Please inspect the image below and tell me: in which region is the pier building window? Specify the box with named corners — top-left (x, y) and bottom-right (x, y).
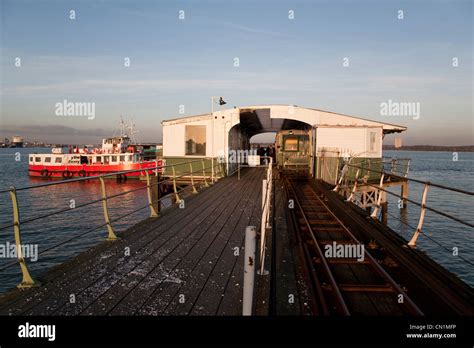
top-left (185, 125), bottom-right (206, 156)
top-left (369, 131), bottom-right (376, 152)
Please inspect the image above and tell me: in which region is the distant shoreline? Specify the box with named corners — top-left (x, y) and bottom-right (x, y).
top-left (383, 145), bottom-right (474, 152)
top-left (1, 145), bottom-right (473, 153)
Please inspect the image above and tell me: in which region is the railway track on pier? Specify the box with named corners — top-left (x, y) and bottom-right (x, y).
top-left (284, 177), bottom-right (423, 316)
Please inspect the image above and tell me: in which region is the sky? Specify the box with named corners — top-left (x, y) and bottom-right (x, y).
top-left (0, 0), bottom-right (472, 145)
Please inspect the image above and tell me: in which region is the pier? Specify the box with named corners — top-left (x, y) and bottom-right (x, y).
top-left (0, 159), bottom-right (472, 316)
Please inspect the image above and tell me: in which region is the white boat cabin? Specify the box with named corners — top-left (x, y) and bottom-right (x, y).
top-left (29, 152), bottom-right (141, 166)
top-left (101, 136), bottom-right (133, 154)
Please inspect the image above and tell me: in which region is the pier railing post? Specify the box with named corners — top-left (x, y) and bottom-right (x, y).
top-left (408, 183), bottom-right (430, 247)
top-left (401, 180), bottom-right (409, 209)
top-left (211, 158), bottom-right (215, 183)
top-left (215, 158), bottom-right (221, 180)
top-left (346, 169), bottom-right (359, 202)
top-left (370, 173), bottom-right (385, 218)
top-left (154, 172), bottom-right (161, 215)
top-left (171, 165), bottom-right (181, 203)
top-left (9, 186), bottom-right (39, 288)
top-left (202, 159), bottom-right (209, 187)
top-left (243, 226), bottom-right (256, 316)
top-left (145, 171), bottom-right (158, 217)
top-left (189, 162), bottom-right (198, 194)
top-left (99, 177), bottom-right (118, 241)
top-left (333, 164), bottom-right (348, 192)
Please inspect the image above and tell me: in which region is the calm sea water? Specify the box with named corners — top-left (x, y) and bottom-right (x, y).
top-left (383, 150), bottom-right (473, 287)
top-left (0, 147), bottom-right (151, 292)
top-left (0, 148), bottom-right (472, 293)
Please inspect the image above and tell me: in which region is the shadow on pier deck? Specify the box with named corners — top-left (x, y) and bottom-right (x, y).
top-left (0, 168), bottom-right (264, 316)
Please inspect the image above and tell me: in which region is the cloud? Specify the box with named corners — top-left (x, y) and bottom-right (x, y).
top-left (1, 76), bottom-right (312, 96)
top-left (0, 125), bottom-right (109, 137)
top-left (222, 22), bottom-right (293, 39)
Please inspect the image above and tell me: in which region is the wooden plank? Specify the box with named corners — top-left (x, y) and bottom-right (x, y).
top-left (216, 175), bottom-right (263, 315)
top-left (273, 179), bottom-right (302, 315)
top-left (84, 185), bottom-right (244, 315)
top-left (67, 169), bottom-right (258, 316)
top-left (111, 169), bottom-right (262, 315)
top-left (170, 175), bottom-right (261, 315)
top-left (343, 292), bottom-right (379, 315)
top-left (189, 171), bottom-right (263, 315)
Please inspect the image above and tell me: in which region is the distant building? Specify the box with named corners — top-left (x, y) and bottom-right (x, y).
top-left (11, 135), bottom-right (24, 148)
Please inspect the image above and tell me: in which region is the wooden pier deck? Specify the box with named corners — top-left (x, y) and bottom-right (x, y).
top-left (0, 168), bottom-right (265, 316)
top-left (0, 167), bottom-right (472, 317)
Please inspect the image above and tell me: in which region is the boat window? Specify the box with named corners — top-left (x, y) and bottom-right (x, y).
top-left (128, 155), bottom-right (133, 161)
top-left (95, 156), bottom-right (101, 163)
top-left (120, 155), bottom-right (125, 162)
top-left (283, 137), bottom-right (299, 151)
top-left (35, 157), bottom-right (41, 162)
top-left (103, 156), bottom-right (110, 164)
top-left (44, 157), bottom-right (51, 163)
top-left (185, 125), bottom-right (206, 156)
top-left (55, 157), bottom-right (62, 163)
top-left (29, 157), bottom-right (33, 162)
top-left (111, 156), bottom-right (117, 162)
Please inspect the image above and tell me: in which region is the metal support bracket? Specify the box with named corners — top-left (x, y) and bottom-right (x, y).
top-left (9, 186), bottom-right (39, 288)
top-left (408, 183), bottom-right (430, 247)
top-left (99, 177), bottom-right (118, 241)
top-left (145, 171), bottom-right (158, 217)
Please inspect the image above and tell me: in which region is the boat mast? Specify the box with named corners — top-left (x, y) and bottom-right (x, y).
top-left (127, 118), bottom-right (139, 145)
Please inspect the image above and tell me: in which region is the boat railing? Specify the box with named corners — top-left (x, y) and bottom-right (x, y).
top-left (0, 158), bottom-right (222, 289)
top-left (335, 162), bottom-right (473, 268)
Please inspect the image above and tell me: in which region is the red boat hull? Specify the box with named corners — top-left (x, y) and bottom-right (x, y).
top-left (28, 161), bottom-right (162, 179)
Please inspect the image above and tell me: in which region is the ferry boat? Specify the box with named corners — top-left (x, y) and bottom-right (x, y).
top-left (28, 129), bottom-right (161, 179)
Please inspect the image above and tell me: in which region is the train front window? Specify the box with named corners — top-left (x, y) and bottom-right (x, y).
top-left (283, 137), bottom-right (299, 151)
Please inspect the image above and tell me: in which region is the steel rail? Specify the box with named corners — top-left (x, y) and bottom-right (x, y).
top-left (285, 178), bottom-right (350, 315)
top-left (286, 178), bottom-right (424, 315)
top-left (302, 182), bottom-right (424, 315)
top-left (283, 179), bottom-right (330, 315)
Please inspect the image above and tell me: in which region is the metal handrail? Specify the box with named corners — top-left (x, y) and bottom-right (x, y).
top-left (0, 158), bottom-right (222, 288)
top-left (339, 162), bottom-right (473, 248)
top-left (259, 157), bottom-right (273, 274)
top-left (344, 163), bottom-right (473, 195)
top-left (0, 162), bottom-right (218, 231)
